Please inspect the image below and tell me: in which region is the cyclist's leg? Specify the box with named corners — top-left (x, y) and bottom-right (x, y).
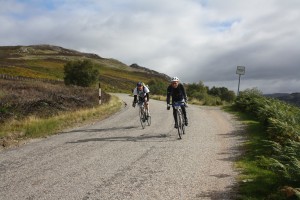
top-left (145, 100), bottom-right (150, 117)
top-left (181, 105), bottom-right (188, 126)
top-left (141, 97), bottom-right (149, 117)
top-left (138, 97), bottom-right (144, 113)
top-left (146, 104), bottom-right (150, 117)
top-left (172, 107), bottom-right (178, 128)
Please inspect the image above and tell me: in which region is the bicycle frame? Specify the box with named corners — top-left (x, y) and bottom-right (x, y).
top-left (173, 101), bottom-right (186, 139)
top-left (138, 101), bottom-right (151, 129)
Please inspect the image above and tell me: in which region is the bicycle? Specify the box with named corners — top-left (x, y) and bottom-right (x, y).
top-left (137, 101), bottom-right (151, 129)
top-left (173, 101), bottom-right (186, 139)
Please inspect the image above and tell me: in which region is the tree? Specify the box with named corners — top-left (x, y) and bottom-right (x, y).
top-left (186, 81), bottom-right (208, 100)
top-left (64, 60), bottom-right (99, 87)
top-left (147, 79), bottom-right (168, 95)
top-left (208, 86), bottom-right (236, 102)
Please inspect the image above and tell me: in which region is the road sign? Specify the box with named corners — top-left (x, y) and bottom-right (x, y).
top-left (236, 66), bottom-right (246, 96)
top-left (236, 66), bottom-right (245, 75)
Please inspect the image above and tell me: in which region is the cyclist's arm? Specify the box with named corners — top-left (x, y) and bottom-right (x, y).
top-left (133, 87), bottom-right (138, 103)
top-left (133, 95), bottom-right (138, 103)
top-left (146, 93), bottom-right (149, 102)
top-left (166, 85), bottom-right (172, 105)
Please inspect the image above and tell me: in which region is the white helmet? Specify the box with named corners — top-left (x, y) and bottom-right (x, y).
top-left (171, 76), bottom-right (179, 82)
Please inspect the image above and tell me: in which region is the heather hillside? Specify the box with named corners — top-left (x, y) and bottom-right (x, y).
top-left (0, 44), bottom-right (170, 92)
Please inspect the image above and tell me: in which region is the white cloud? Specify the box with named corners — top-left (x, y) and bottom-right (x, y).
top-left (1, 0), bottom-right (300, 93)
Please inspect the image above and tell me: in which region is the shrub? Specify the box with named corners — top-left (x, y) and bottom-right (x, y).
top-left (64, 59), bottom-right (99, 87)
top-left (208, 86), bottom-right (236, 102)
top-left (147, 79), bottom-right (168, 95)
top-left (234, 88), bottom-right (300, 193)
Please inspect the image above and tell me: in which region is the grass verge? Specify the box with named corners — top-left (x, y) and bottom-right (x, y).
top-left (223, 105), bottom-right (285, 200)
top-left (151, 95), bottom-right (166, 101)
top-left (0, 95), bottom-right (122, 148)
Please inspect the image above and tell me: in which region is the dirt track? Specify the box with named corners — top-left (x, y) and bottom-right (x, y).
top-left (0, 93), bottom-right (243, 200)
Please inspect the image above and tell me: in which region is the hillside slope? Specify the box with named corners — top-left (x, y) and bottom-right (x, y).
top-left (265, 93), bottom-right (300, 107)
top-left (0, 44), bottom-right (170, 92)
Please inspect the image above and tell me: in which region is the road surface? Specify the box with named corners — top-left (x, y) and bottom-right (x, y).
top-left (0, 93), bottom-right (243, 200)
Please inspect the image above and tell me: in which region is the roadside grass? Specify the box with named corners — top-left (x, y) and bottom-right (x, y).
top-left (188, 98), bottom-right (204, 105)
top-left (0, 95), bottom-right (122, 146)
top-left (223, 106), bottom-right (284, 200)
top-left (151, 95), bottom-right (166, 101)
top-left (0, 89), bottom-right (4, 98)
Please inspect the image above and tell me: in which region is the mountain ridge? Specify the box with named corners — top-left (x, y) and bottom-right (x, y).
top-left (0, 44), bottom-right (170, 92)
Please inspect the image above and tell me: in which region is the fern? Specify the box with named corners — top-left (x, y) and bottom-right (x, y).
top-left (235, 90), bottom-right (300, 190)
top-left (267, 118), bottom-right (299, 142)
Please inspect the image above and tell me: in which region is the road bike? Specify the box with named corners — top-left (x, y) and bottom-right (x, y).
top-left (138, 101), bottom-right (151, 129)
top-left (173, 101), bottom-right (186, 139)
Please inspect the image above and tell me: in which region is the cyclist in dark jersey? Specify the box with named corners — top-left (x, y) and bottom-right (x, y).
top-left (166, 77), bottom-right (188, 128)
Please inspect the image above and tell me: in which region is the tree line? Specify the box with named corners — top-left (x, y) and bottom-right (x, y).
top-left (147, 80), bottom-right (236, 105)
top-left (63, 60), bottom-right (236, 105)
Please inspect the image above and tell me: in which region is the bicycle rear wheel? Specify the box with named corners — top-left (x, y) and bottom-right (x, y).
top-left (146, 115), bottom-right (151, 126)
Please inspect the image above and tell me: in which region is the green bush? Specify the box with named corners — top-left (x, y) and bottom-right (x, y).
top-left (202, 94), bottom-right (222, 106)
top-left (234, 88), bottom-right (300, 195)
top-left (208, 86), bottom-right (236, 102)
top-left (186, 81), bottom-right (208, 99)
top-left (64, 59), bottom-right (99, 87)
top-left (147, 79), bottom-right (168, 95)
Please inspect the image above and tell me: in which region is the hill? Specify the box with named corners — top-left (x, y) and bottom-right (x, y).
top-left (264, 93), bottom-right (300, 107)
top-left (0, 44), bottom-right (170, 92)
top-left (0, 45), bottom-right (171, 147)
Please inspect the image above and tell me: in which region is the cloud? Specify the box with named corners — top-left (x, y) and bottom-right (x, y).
top-left (1, 0), bottom-right (300, 93)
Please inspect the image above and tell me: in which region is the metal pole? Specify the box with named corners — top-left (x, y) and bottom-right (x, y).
top-left (99, 82), bottom-right (102, 105)
top-left (237, 74), bottom-right (241, 96)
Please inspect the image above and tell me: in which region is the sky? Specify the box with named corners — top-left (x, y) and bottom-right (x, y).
top-left (1, 0), bottom-right (300, 94)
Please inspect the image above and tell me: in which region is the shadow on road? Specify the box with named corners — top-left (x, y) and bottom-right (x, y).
top-left (64, 125), bottom-right (179, 143)
top-left (209, 127), bottom-right (245, 200)
top-left (67, 133), bottom-right (171, 143)
top-left (217, 128), bottom-right (245, 163)
top-left (62, 126), bottom-right (139, 134)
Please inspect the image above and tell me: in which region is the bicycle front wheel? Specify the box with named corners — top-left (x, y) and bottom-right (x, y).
top-left (177, 110), bottom-right (183, 139)
top-left (182, 120), bottom-right (185, 135)
top-left (139, 108), bottom-right (146, 129)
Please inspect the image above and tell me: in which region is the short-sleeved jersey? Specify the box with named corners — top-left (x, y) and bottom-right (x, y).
top-left (133, 86), bottom-right (150, 98)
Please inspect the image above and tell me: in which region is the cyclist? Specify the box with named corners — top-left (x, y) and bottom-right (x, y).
top-left (132, 82), bottom-right (150, 117)
top-left (167, 77), bottom-right (188, 128)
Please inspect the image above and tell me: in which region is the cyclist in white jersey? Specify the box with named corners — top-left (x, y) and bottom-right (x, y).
top-left (132, 82), bottom-right (150, 117)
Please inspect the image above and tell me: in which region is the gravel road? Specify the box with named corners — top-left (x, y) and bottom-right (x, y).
top-left (0, 93), bottom-right (243, 200)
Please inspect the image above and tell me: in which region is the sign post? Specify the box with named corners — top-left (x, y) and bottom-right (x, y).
top-left (99, 82), bottom-right (102, 105)
top-left (236, 66), bottom-right (245, 96)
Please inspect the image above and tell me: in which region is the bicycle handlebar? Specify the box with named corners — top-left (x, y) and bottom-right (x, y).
top-left (173, 101), bottom-right (186, 107)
